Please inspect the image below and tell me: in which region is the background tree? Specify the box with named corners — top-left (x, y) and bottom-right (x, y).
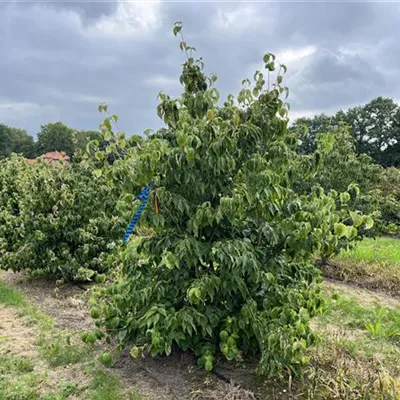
top-left (0, 123), bottom-right (36, 158)
top-left (0, 123), bottom-right (12, 157)
top-left (36, 122), bottom-right (75, 156)
top-left (9, 127), bottom-right (36, 158)
top-left (73, 130), bottom-right (101, 153)
top-left (341, 97), bottom-right (400, 166)
top-left (291, 114), bottom-right (337, 154)
top-left (293, 97), bottom-right (400, 167)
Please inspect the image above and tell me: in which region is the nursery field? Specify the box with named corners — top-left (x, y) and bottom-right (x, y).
top-left (2, 22), bottom-right (400, 400)
top-left (1, 237), bottom-right (400, 400)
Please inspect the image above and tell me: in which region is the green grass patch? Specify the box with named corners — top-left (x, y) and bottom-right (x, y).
top-left (314, 291), bottom-right (400, 374)
top-left (85, 368), bottom-right (121, 400)
top-left (322, 292), bottom-right (400, 341)
top-left (85, 367), bottom-right (146, 400)
top-left (0, 280), bottom-right (25, 306)
top-left (0, 280), bottom-right (53, 330)
top-left (0, 355), bottom-right (34, 375)
top-left (0, 354), bottom-right (69, 400)
top-left (337, 237), bottom-right (400, 266)
top-left (37, 333), bottom-right (91, 367)
top-left (325, 236), bottom-right (400, 292)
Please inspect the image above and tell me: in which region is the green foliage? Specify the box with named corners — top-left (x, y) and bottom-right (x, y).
top-left (0, 123), bottom-right (36, 158)
top-left (292, 123), bottom-right (385, 240)
top-left (378, 167), bottom-right (400, 233)
top-left (38, 333), bottom-right (91, 367)
top-left (90, 24), bottom-right (370, 378)
top-left (292, 114), bottom-right (335, 154)
top-left (292, 97), bottom-right (400, 167)
top-left (72, 129), bottom-right (102, 156)
top-left (36, 121), bottom-right (76, 156)
top-left (0, 154), bottom-right (125, 281)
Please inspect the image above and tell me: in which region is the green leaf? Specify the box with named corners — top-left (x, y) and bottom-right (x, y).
top-left (334, 223), bottom-right (347, 237)
top-left (364, 216), bottom-right (374, 230)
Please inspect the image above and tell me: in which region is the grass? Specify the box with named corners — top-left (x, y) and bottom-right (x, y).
top-left (322, 292), bottom-right (400, 338)
top-left (304, 289), bottom-right (400, 399)
top-left (0, 280), bottom-right (53, 330)
top-left (337, 237), bottom-right (400, 266)
top-left (324, 236), bottom-right (400, 293)
top-left (0, 355), bottom-right (35, 374)
top-left (37, 332), bottom-right (92, 367)
top-left (85, 368), bottom-right (122, 400)
top-left (0, 279), bottom-right (145, 400)
top-left (0, 354), bottom-right (69, 400)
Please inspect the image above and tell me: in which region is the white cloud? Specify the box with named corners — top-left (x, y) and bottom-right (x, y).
top-left (144, 75), bottom-right (180, 88)
top-left (35, 88), bottom-right (115, 105)
top-left (0, 101), bottom-right (58, 121)
top-left (213, 5), bottom-right (270, 33)
top-left (88, 2), bottom-right (162, 37)
top-left (275, 46), bottom-right (317, 65)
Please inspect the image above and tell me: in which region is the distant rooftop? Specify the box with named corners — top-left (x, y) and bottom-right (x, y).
top-left (27, 151), bottom-right (71, 165)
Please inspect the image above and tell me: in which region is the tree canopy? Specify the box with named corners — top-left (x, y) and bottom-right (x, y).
top-left (36, 122), bottom-right (76, 156)
top-left (292, 97), bottom-right (400, 167)
top-left (0, 123), bottom-right (36, 158)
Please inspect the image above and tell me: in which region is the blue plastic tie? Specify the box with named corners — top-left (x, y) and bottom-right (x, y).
top-left (123, 182), bottom-right (153, 244)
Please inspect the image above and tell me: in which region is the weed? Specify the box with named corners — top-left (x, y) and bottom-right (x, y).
top-left (0, 355), bottom-right (34, 374)
top-left (37, 333), bottom-right (91, 367)
top-left (0, 281), bottom-right (53, 331)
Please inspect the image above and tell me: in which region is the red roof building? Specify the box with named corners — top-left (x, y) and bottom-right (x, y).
top-left (27, 151), bottom-right (71, 165)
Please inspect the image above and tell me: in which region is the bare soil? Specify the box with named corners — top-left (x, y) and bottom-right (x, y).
top-left (1, 270), bottom-right (93, 332)
top-left (0, 303), bottom-right (90, 399)
top-left (0, 270), bottom-right (262, 400)
top-left (323, 278), bottom-right (400, 309)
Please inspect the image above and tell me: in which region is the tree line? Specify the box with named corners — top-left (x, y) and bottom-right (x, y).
top-left (2, 96), bottom-right (399, 167)
top-left (292, 96), bottom-right (400, 167)
top-left (0, 121), bottom-right (100, 159)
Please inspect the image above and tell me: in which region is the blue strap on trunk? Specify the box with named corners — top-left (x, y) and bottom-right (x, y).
top-left (123, 182), bottom-right (153, 244)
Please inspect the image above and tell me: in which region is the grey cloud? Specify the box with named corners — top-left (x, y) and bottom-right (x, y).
top-left (1, 1), bottom-right (400, 136)
top-left (287, 49), bottom-right (388, 111)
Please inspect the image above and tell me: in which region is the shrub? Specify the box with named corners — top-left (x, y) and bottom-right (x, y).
top-left (90, 24), bottom-right (373, 377)
top-left (0, 154), bottom-right (125, 281)
top-left (379, 167), bottom-right (400, 234)
top-left (292, 123), bottom-right (382, 240)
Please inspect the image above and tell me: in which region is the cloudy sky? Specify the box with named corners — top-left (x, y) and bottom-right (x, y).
top-left (1, 1), bottom-right (400, 137)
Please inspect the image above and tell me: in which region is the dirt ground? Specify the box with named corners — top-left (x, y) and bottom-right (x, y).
top-left (0, 303), bottom-right (91, 399)
top-left (5, 270), bottom-right (397, 399)
top-left (323, 278), bottom-right (400, 309)
top-left (0, 270), bottom-right (264, 400)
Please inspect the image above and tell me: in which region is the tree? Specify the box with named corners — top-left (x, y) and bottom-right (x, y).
top-left (9, 127), bottom-right (36, 158)
top-left (0, 154), bottom-right (126, 281)
top-left (73, 130), bottom-right (101, 154)
top-left (0, 123), bottom-right (36, 158)
top-left (88, 24), bottom-right (371, 378)
top-left (341, 97), bottom-right (400, 166)
top-left (294, 97), bottom-right (400, 167)
top-left (0, 124), bottom-right (12, 157)
top-left (379, 167), bottom-right (400, 233)
top-left (291, 114), bottom-right (337, 154)
top-left (36, 122), bottom-right (75, 156)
